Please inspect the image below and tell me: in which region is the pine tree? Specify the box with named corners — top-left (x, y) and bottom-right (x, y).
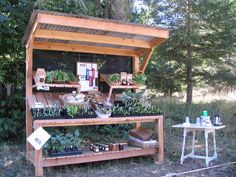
top-left (142, 0), bottom-right (236, 102)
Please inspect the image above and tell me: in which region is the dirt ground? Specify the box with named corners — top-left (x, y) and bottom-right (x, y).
top-left (1, 124), bottom-right (235, 177)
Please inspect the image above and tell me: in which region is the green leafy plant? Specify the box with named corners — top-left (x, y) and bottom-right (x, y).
top-left (112, 104), bottom-right (130, 116)
top-left (31, 106), bottom-right (62, 118)
top-left (97, 105), bottom-right (111, 114)
top-left (112, 99), bottom-right (161, 116)
top-left (43, 129), bottom-right (81, 155)
top-left (65, 105), bottom-right (95, 118)
top-left (67, 72), bottom-right (77, 82)
top-left (108, 73), bottom-right (120, 84)
top-left (65, 105), bottom-right (80, 118)
top-left (122, 90), bottom-right (145, 104)
top-left (0, 93), bottom-right (25, 140)
top-left (46, 70), bottom-right (70, 83)
top-left (133, 73), bottom-right (147, 85)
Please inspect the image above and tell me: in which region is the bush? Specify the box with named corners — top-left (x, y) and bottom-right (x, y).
top-left (0, 93), bottom-right (25, 140)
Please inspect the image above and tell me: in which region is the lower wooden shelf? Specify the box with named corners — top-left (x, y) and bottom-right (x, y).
top-left (43, 146), bottom-right (156, 167)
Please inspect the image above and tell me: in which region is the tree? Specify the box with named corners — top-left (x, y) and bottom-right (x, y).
top-left (140, 0), bottom-right (236, 102)
top-left (0, 0), bottom-right (33, 96)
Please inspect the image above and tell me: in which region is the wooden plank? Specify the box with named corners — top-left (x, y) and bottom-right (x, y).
top-left (139, 48), bottom-right (154, 73)
top-left (33, 42), bottom-right (139, 57)
top-left (34, 123), bottom-right (43, 177)
top-left (100, 74), bottom-right (145, 89)
top-left (35, 92), bottom-right (48, 107)
top-left (25, 15), bottom-right (39, 47)
top-left (132, 56), bottom-right (140, 73)
top-left (33, 116), bottom-right (162, 127)
top-left (43, 92), bottom-right (55, 106)
top-left (156, 116), bottom-right (164, 163)
top-left (150, 38), bottom-right (167, 48)
top-left (26, 42), bottom-right (33, 96)
top-left (26, 103), bottom-right (33, 160)
top-left (52, 92), bottom-right (63, 107)
top-left (38, 13), bottom-right (169, 38)
top-left (27, 95), bottom-right (37, 108)
top-left (33, 73), bottom-right (81, 89)
top-left (43, 147), bottom-right (155, 167)
top-left (25, 41), bottom-right (33, 161)
top-left (35, 29), bottom-right (152, 48)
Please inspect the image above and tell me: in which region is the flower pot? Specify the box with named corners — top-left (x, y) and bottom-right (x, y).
top-left (53, 80), bottom-right (66, 84)
top-left (95, 111), bottom-right (111, 118)
top-left (47, 147), bottom-right (82, 157)
top-left (67, 81), bottom-right (80, 85)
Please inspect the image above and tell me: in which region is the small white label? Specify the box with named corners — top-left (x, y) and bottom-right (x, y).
top-left (37, 85), bottom-right (50, 91)
top-left (27, 127), bottom-right (51, 150)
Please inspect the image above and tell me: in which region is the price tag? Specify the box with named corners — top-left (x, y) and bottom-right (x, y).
top-left (27, 127), bottom-right (51, 150)
top-left (37, 85), bottom-right (50, 91)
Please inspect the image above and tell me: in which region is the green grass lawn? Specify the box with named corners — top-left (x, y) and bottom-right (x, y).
top-left (0, 100), bottom-right (236, 177)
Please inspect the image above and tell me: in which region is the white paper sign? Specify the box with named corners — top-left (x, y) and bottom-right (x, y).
top-left (27, 127), bottom-right (51, 150)
top-left (77, 62), bottom-right (98, 91)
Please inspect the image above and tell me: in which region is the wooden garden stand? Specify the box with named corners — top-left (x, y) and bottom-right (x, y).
top-left (22, 10), bottom-right (169, 176)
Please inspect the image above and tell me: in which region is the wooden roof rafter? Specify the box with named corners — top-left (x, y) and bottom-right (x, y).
top-left (23, 10), bottom-right (169, 72)
top-left (33, 42), bottom-right (140, 57)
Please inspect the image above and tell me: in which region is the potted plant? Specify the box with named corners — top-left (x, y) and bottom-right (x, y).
top-left (44, 130), bottom-right (82, 157)
top-left (95, 105), bottom-right (112, 118)
top-left (64, 105), bottom-right (97, 119)
top-left (65, 105), bottom-right (80, 118)
top-left (46, 70), bottom-right (70, 83)
top-left (67, 72), bottom-right (79, 85)
top-left (133, 73), bottom-right (147, 85)
top-left (31, 106), bottom-right (62, 120)
top-left (108, 73), bottom-right (120, 85)
top-left (111, 104), bottom-right (130, 117)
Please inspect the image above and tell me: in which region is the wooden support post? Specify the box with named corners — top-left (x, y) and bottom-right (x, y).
top-left (136, 122), bottom-right (141, 128)
top-left (155, 116), bottom-right (164, 163)
top-left (139, 48), bottom-right (154, 73)
top-left (132, 56), bottom-right (140, 94)
top-left (132, 56), bottom-right (140, 73)
top-left (26, 42), bottom-right (33, 161)
top-left (107, 88), bottom-right (113, 102)
top-left (26, 103), bottom-right (33, 160)
top-left (34, 123), bottom-right (43, 177)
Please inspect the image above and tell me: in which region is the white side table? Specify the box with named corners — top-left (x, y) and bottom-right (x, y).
top-left (172, 124), bottom-right (225, 166)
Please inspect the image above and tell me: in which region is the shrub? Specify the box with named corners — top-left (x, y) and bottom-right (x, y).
top-left (0, 93), bottom-right (25, 140)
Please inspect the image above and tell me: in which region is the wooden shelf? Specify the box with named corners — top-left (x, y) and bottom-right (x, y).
top-left (32, 73), bottom-right (81, 90)
top-left (100, 74), bottom-right (146, 102)
top-left (100, 74), bottom-right (146, 89)
top-left (43, 146), bottom-right (156, 167)
top-left (33, 116), bottom-right (163, 127)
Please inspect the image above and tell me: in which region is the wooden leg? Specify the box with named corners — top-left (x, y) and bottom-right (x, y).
top-left (155, 116), bottom-right (164, 163)
top-left (34, 123), bottom-right (43, 176)
top-left (26, 102), bottom-right (33, 161)
top-left (107, 88), bottom-right (113, 102)
top-left (136, 122), bottom-right (141, 128)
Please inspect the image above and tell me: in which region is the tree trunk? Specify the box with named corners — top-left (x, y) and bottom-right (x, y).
top-left (186, 0), bottom-right (193, 104)
top-left (109, 0), bottom-right (129, 21)
top-left (5, 83), bottom-right (13, 96)
top-left (186, 65), bottom-right (192, 103)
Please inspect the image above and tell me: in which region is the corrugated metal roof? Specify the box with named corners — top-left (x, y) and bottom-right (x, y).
top-left (22, 10), bottom-right (169, 57)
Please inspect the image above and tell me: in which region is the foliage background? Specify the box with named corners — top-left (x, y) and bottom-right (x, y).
top-left (0, 0), bottom-right (235, 141)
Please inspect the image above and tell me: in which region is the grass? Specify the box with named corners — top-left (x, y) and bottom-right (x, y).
top-left (0, 99), bottom-right (236, 177)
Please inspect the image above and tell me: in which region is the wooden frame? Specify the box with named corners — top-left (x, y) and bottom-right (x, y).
top-left (33, 116), bottom-right (164, 176)
top-left (23, 10), bottom-right (168, 177)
